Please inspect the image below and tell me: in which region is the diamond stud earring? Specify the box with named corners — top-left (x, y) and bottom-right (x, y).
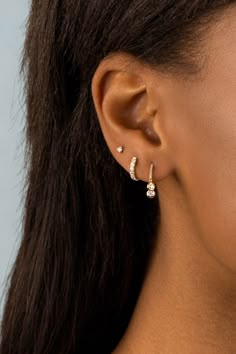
top-left (130, 156), bottom-right (139, 181)
top-left (146, 163), bottom-right (156, 198)
top-left (116, 146), bottom-right (124, 153)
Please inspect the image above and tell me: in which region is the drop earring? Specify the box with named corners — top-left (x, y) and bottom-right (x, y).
top-left (146, 163), bottom-right (156, 198)
top-left (130, 156), bottom-right (139, 181)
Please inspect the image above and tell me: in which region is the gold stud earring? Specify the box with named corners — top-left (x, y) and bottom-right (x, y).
top-left (116, 146), bottom-right (124, 153)
top-left (130, 156), bottom-right (139, 181)
top-left (146, 163), bottom-right (156, 198)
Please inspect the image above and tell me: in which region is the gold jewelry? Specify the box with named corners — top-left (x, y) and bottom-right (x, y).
top-left (146, 163), bottom-right (156, 198)
top-left (130, 157), bottom-right (139, 181)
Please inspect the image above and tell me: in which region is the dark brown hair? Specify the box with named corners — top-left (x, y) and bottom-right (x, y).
top-left (0, 1), bottom-right (234, 353)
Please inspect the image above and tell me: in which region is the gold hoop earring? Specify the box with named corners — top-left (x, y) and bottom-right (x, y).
top-left (130, 157), bottom-right (139, 181)
top-left (146, 163), bottom-right (156, 198)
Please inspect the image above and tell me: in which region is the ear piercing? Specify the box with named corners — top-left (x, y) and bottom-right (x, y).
top-left (116, 146), bottom-right (124, 153)
top-left (130, 157), bottom-right (139, 181)
top-left (146, 163), bottom-right (156, 199)
top-left (116, 146), bottom-right (139, 181)
top-left (116, 145), bottom-right (157, 199)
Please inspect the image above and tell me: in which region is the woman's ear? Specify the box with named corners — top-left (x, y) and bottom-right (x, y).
top-left (91, 52), bottom-right (175, 183)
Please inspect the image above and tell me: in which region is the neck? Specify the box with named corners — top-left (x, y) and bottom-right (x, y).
top-left (113, 180), bottom-right (236, 354)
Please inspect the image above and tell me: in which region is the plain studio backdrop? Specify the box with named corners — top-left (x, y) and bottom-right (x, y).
top-left (0, 1), bottom-right (29, 319)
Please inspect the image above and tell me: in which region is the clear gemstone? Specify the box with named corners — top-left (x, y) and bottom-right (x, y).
top-left (147, 190), bottom-right (155, 198)
top-left (117, 146), bottom-right (123, 153)
top-left (147, 182), bottom-right (155, 190)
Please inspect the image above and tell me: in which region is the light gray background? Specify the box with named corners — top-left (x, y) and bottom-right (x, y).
top-left (0, 1), bottom-right (29, 317)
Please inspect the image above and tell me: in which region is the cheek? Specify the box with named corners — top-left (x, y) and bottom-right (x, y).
top-left (168, 81), bottom-right (236, 272)
top-left (180, 129), bottom-right (236, 273)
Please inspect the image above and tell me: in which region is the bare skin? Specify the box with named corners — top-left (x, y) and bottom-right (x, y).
top-left (91, 7), bottom-right (236, 354)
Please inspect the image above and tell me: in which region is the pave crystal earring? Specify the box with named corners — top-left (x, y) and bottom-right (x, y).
top-left (130, 156), bottom-right (139, 181)
top-left (146, 163), bottom-right (156, 199)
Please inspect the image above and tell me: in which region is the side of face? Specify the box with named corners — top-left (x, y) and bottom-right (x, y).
top-left (91, 6), bottom-right (236, 274)
top-left (161, 7), bottom-right (236, 273)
